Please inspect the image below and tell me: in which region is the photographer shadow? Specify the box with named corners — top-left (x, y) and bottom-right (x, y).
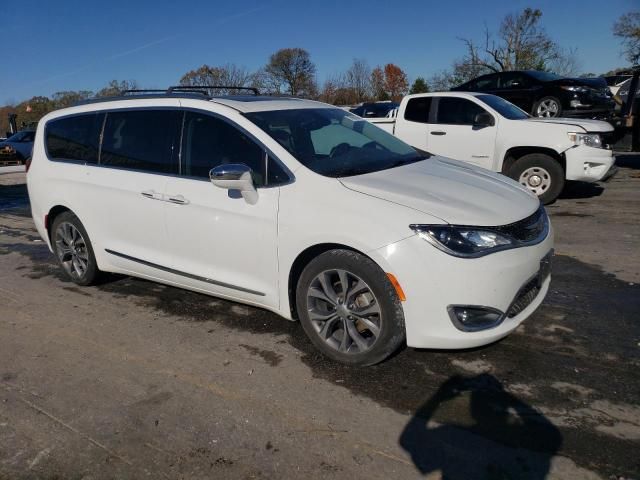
top-left (399, 374), bottom-right (562, 479)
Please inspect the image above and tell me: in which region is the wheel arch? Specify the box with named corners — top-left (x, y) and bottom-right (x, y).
top-left (501, 146), bottom-right (566, 175)
top-left (45, 205), bottom-right (74, 242)
top-left (287, 243), bottom-right (372, 320)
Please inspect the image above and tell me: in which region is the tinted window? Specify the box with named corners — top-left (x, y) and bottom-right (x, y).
top-left (246, 108), bottom-right (425, 178)
top-left (100, 110), bottom-right (181, 174)
top-left (436, 98), bottom-right (487, 125)
top-left (404, 97), bottom-right (432, 123)
top-left (46, 114), bottom-right (103, 163)
top-left (182, 112), bottom-right (266, 185)
top-left (469, 75), bottom-right (498, 90)
top-left (499, 72), bottom-right (530, 89)
top-left (267, 156), bottom-right (289, 185)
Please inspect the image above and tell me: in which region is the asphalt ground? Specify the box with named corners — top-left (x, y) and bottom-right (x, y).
top-left (0, 157), bottom-right (639, 479)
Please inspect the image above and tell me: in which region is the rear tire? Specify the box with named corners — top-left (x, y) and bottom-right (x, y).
top-left (507, 153), bottom-right (565, 204)
top-left (51, 211), bottom-right (101, 286)
top-left (295, 249), bottom-right (405, 366)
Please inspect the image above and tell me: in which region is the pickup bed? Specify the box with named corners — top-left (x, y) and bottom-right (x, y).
top-left (367, 92), bottom-right (615, 203)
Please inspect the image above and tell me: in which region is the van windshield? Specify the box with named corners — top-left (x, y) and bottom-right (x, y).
top-left (245, 108), bottom-right (426, 178)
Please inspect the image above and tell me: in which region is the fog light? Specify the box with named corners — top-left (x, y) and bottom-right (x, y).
top-left (448, 306), bottom-right (504, 332)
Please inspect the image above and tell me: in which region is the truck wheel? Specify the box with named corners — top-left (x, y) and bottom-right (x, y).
top-left (508, 153), bottom-right (565, 204)
top-left (533, 96), bottom-right (562, 118)
top-left (295, 249), bottom-right (405, 366)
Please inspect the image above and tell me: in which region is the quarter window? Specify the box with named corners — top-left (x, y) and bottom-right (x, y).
top-left (436, 98), bottom-right (487, 126)
top-left (404, 97), bottom-right (432, 123)
top-left (46, 114), bottom-right (103, 163)
top-left (100, 110), bottom-right (181, 174)
top-left (181, 112), bottom-right (267, 185)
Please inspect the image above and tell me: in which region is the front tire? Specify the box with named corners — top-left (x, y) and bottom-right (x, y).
top-left (295, 249), bottom-right (405, 366)
top-left (533, 96), bottom-right (562, 118)
top-left (507, 153), bottom-right (565, 204)
top-left (51, 211), bottom-right (101, 286)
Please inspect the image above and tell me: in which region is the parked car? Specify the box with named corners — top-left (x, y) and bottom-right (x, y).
top-left (350, 102), bottom-right (399, 118)
top-left (0, 130), bottom-right (35, 163)
top-left (452, 70), bottom-right (615, 119)
top-left (27, 89), bottom-right (553, 366)
top-left (367, 92), bottom-right (615, 203)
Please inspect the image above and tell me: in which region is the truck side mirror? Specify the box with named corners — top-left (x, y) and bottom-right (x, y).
top-left (473, 112), bottom-right (495, 128)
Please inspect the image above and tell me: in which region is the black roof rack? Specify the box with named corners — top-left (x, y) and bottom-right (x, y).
top-left (168, 85), bottom-right (260, 96)
top-left (75, 85), bottom-right (261, 105)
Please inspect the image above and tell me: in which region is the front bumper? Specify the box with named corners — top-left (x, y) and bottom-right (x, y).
top-left (371, 225), bottom-right (554, 349)
top-left (564, 145), bottom-right (615, 182)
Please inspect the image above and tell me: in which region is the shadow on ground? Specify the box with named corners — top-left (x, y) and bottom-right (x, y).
top-left (400, 374), bottom-right (562, 479)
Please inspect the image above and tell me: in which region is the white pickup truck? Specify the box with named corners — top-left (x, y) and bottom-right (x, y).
top-left (368, 92), bottom-right (615, 203)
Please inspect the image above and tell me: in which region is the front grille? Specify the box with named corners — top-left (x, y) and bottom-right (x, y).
top-left (494, 205), bottom-right (547, 243)
top-left (507, 277), bottom-right (541, 318)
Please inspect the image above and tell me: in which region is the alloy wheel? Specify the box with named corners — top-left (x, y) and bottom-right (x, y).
top-left (306, 269), bottom-right (382, 354)
top-left (519, 166), bottom-right (551, 197)
top-left (535, 99), bottom-right (560, 117)
top-left (55, 222), bottom-right (89, 279)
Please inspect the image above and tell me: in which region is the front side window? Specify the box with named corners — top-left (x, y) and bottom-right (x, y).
top-left (100, 110), bottom-right (181, 174)
top-left (436, 98), bottom-right (487, 125)
top-left (471, 75), bottom-right (498, 90)
top-left (181, 112), bottom-right (267, 185)
top-left (46, 114), bottom-right (103, 163)
top-left (404, 97), bottom-right (432, 123)
top-left (246, 108), bottom-right (425, 178)
top-left (499, 73), bottom-right (529, 89)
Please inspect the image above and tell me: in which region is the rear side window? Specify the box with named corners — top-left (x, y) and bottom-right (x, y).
top-left (181, 112), bottom-right (267, 185)
top-left (100, 110), bottom-right (181, 174)
top-left (436, 98), bottom-right (487, 125)
top-left (404, 97), bottom-right (432, 123)
top-left (46, 113), bottom-right (103, 163)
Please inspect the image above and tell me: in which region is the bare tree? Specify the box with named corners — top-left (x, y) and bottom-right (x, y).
top-left (179, 64), bottom-right (257, 95)
top-left (265, 48), bottom-right (317, 96)
top-left (613, 11), bottom-right (640, 65)
top-left (345, 58), bottom-right (372, 102)
top-left (459, 8), bottom-right (568, 73)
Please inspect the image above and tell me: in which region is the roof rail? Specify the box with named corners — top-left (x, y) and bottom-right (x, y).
top-left (168, 85), bottom-right (260, 96)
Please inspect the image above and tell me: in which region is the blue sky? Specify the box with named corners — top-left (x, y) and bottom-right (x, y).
top-left (1, 0), bottom-right (636, 104)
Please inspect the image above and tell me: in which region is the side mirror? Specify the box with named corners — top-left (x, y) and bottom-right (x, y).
top-left (473, 112), bottom-right (495, 128)
top-left (210, 163), bottom-right (258, 204)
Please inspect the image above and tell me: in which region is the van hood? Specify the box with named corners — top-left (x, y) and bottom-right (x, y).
top-left (523, 118), bottom-right (614, 133)
top-left (339, 157), bottom-right (540, 226)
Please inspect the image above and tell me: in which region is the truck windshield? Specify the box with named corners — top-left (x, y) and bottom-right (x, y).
top-left (477, 94), bottom-right (530, 120)
top-left (245, 108), bottom-right (426, 178)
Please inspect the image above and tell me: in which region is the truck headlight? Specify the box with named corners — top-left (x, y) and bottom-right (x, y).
top-left (568, 132), bottom-right (602, 148)
top-left (409, 225), bottom-right (515, 258)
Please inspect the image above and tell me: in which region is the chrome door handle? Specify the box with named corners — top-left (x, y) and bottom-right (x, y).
top-left (167, 194), bottom-right (189, 205)
top-left (141, 190), bottom-right (162, 200)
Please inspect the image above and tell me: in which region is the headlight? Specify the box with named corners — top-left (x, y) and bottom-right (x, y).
top-left (409, 225), bottom-right (515, 258)
top-left (568, 132), bottom-right (602, 148)
top-left (560, 85), bottom-right (588, 93)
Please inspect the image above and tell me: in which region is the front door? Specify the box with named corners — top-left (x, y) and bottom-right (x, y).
top-left (426, 97), bottom-right (498, 169)
top-left (164, 110), bottom-right (281, 308)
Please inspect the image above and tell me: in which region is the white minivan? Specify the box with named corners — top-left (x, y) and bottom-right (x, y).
top-left (27, 89), bottom-right (553, 366)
